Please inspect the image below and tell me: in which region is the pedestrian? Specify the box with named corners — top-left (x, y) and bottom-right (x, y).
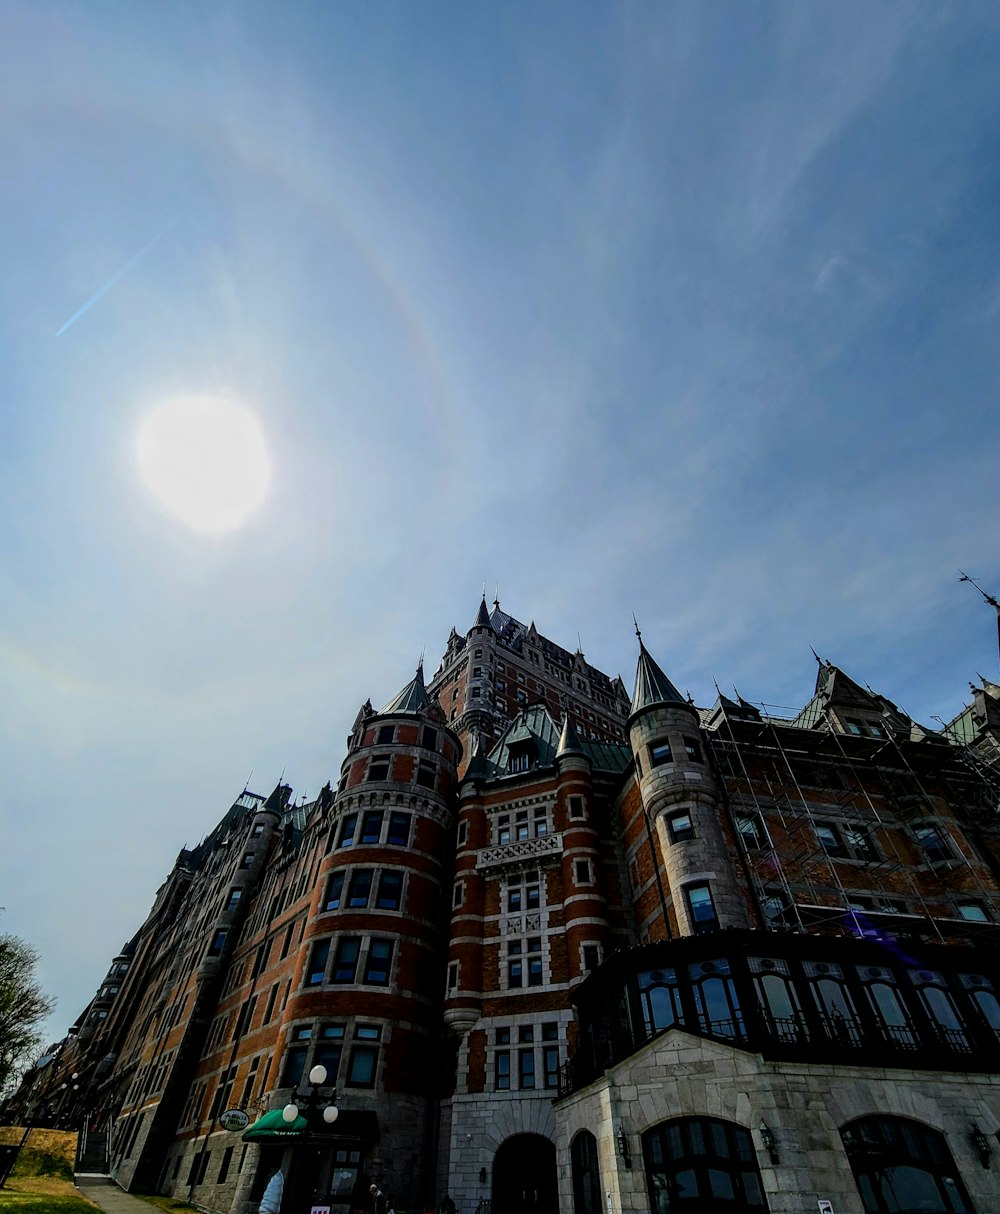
top-left (259, 1168), bottom-right (284, 1214)
top-left (370, 1181), bottom-right (387, 1214)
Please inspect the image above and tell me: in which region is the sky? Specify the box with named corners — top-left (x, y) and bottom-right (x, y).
top-left (2, 1), bottom-right (1000, 1056)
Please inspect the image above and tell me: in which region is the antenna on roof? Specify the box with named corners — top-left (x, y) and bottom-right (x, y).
top-left (960, 570), bottom-right (1000, 673)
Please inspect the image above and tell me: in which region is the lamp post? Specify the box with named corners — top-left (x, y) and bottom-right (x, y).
top-left (281, 1065), bottom-right (339, 1211)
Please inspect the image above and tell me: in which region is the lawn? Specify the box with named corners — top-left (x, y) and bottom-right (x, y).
top-left (0, 1175), bottom-right (96, 1212)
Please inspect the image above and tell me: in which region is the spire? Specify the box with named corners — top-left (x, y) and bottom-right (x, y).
top-left (380, 661), bottom-right (430, 714)
top-left (631, 634), bottom-right (686, 716)
top-left (556, 713), bottom-right (586, 758)
top-left (473, 595), bottom-right (491, 629)
top-left (463, 730), bottom-right (489, 783)
top-left (261, 781), bottom-right (290, 816)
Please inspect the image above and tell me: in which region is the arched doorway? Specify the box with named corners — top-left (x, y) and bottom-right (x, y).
top-left (492, 1133), bottom-right (557, 1214)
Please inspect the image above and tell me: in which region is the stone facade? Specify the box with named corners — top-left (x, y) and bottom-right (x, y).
top-left (13, 599), bottom-right (1000, 1214)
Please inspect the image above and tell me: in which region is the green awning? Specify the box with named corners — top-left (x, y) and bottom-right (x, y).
top-left (242, 1109), bottom-right (308, 1141)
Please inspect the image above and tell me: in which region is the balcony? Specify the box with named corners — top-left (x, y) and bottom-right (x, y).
top-left (477, 832), bottom-right (563, 873)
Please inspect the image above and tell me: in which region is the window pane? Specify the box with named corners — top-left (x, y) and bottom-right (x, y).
top-left (361, 811), bottom-right (383, 844)
top-left (347, 1046), bottom-right (377, 1086)
top-left (377, 871), bottom-right (403, 910)
top-left (347, 870), bottom-right (373, 907)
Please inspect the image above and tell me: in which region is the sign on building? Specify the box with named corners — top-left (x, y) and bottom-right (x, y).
top-left (219, 1108), bottom-right (250, 1132)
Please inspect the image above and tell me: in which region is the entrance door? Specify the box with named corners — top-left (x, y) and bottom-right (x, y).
top-left (492, 1134), bottom-right (558, 1214)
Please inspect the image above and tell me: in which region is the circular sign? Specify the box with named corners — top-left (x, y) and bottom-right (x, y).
top-left (220, 1109), bottom-right (251, 1132)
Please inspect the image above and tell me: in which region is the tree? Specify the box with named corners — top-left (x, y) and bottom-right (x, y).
top-left (0, 917), bottom-right (55, 1097)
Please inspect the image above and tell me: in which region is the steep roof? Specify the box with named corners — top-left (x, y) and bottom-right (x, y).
top-left (630, 640), bottom-right (686, 715)
top-left (380, 662), bottom-right (431, 714)
top-left (483, 704), bottom-right (630, 777)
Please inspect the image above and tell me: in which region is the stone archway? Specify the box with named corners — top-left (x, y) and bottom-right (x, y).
top-left (491, 1133), bottom-right (557, 1214)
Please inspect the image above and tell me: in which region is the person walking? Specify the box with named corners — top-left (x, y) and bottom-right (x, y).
top-left (369, 1181), bottom-right (387, 1214)
top-left (259, 1168), bottom-right (284, 1214)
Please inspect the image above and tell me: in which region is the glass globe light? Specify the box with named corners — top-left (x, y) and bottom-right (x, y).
top-left (323, 1105), bottom-right (339, 1124)
top-left (282, 1103), bottom-right (299, 1123)
top-left (309, 1064), bottom-right (328, 1086)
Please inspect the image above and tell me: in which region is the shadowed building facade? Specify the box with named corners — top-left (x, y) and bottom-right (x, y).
top-left (14, 598), bottom-right (1000, 1214)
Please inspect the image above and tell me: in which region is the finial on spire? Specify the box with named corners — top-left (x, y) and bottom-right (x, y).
top-left (810, 645), bottom-right (824, 666)
top-left (417, 647), bottom-right (425, 673)
top-left (633, 613), bottom-right (642, 642)
top-left (577, 632), bottom-right (583, 653)
top-left (959, 570), bottom-right (1000, 609)
top-left (494, 581), bottom-right (500, 609)
top-left (482, 580), bottom-right (487, 600)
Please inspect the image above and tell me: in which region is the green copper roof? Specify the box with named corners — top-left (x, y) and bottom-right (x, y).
top-left (556, 714), bottom-right (587, 758)
top-left (630, 640), bottom-right (686, 715)
top-left (380, 662), bottom-right (430, 714)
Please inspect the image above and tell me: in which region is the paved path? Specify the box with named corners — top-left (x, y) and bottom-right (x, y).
top-left (75, 1174), bottom-right (164, 1212)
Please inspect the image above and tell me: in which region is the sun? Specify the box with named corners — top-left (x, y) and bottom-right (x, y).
top-left (136, 394), bottom-right (271, 536)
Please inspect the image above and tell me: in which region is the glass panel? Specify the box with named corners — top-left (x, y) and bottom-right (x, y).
top-left (708, 1169), bottom-right (734, 1200)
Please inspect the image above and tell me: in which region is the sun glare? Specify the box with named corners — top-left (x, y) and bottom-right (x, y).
top-left (136, 394), bottom-right (271, 536)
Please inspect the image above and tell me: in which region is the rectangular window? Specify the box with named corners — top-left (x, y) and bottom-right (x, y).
top-left (241, 853), bottom-right (254, 869)
top-left (448, 962), bottom-right (458, 991)
top-left (516, 812), bottom-right (530, 841)
top-left (667, 812), bottom-right (694, 843)
top-left (364, 939), bottom-right (393, 985)
top-left (845, 718), bottom-right (865, 736)
top-left (528, 958), bottom-right (543, 987)
top-left (377, 870), bottom-right (403, 910)
top-left (307, 940), bottom-right (330, 985)
top-left (347, 870), bottom-right (373, 908)
top-left (914, 824), bottom-right (953, 864)
top-left (495, 1030), bottom-right (511, 1090)
top-left (583, 944), bottom-right (600, 972)
top-left (508, 888), bottom-right (522, 912)
top-left (281, 923), bottom-right (294, 958)
top-left (575, 860), bottom-right (591, 884)
top-left (332, 937), bottom-right (361, 983)
top-left (368, 755), bottom-right (390, 782)
top-left (453, 881), bottom-right (463, 908)
top-left (324, 872), bottom-right (345, 911)
top-left (569, 796), bottom-right (584, 819)
top-left (649, 740), bottom-right (672, 766)
top-left (225, 888), bottom-right (242, 911)
top-left (542, 1022), bottom-right (558, 1040)
top-left (815, 821), bottom-right (849, 859)
top-left (526, 883), bottom-right (541, 909)
top-left (264, 984), bottom-right (279, 1023)
top-left (315, 1024), bottom-right (345, 1080)
top-left (361, 811), bottom-right (383, 844)
top-left (338, 814), bottom-right (358, 848)
top-left (685, 883), bottom-right (719, 932)
top-left (543, 1046), bottom-right (560, 1089)
top-left (958, 902), bottom-right (989, 922)
top-left (683, 736), bottom-right (703, 762)
top-left (416, 760), bottom-right (436, 789)
top-left (844, 825), bottom-right (880, 862)
top-left (508, 960), bottom-right (523, 988)
top-left (736, 813), bottom-right (766, 851)
top-left (377, 725), bottom-right (394, 745)
top-left (208, 929), bottom-right (228, 957)
top-left (282, 1045), bottom-right (307, 1087)
top-left (347, 1046), bottom-right (378, 1087)
top-left (240, 1057), bottom-right (260, 1106)
top-left (217, 1146), bottom-right (234, 1184)
top-left (457, 820), bottom-right (468, 845)
top-left (534, 807), bottom-right (548, 836)
top-left (518, 1049), bottom-right (535, 1089)
top-left (387, 812), bottom-right (410, 846)
top-left (422, 726), bottom-right (437, 750)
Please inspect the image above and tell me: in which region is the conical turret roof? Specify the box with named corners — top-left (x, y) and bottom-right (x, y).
top-left (473, 596), bottom-right (491, 629)
top-left (462, 730), bottom-right (489, 783)
top-left (631, 638), bottom-right (687, 716)
top-left (380, 662), bottom-right (431, 714)
top-left (556, 713), bottom-right (587, 758)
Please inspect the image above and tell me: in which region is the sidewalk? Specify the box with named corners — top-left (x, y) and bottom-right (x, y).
top-left (75, 1175), bottom-right (164, 1213)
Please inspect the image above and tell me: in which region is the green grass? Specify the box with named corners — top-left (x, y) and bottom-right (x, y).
top-left (132, 1198), bottom-right (197, 1211)
top-left (0, 1177), bottom-right (96, 1212)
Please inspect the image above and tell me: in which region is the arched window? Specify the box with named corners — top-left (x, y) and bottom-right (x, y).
top-left (750, 957), bottom-right (808, 1045)
top-left (855, 965), bottom-right (917, 1050)
top-left (804, 960), bottom-right (862, 1047)
top-left (908, 970), bottom-right (969, 1052)
top-left (688, 960), bottom-right (745, 1041)
top-left (959, 973), bottom-right (1000, 1043)
top-left (643, 1116), bottom-right (768, 1212)
top-left (571, 1130), bottom-right (602, 1214)
top-left (840, 1116), bottom-right (974, 1213)
top-left (638, 967), bottom-right (684, 1037)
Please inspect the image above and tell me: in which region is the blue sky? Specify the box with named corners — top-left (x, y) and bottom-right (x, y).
top-left (2, 2), bottom-right (999, 1053)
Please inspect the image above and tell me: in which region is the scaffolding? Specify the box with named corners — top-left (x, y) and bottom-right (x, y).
top-left (705, 694), bottom-right (1000, 947)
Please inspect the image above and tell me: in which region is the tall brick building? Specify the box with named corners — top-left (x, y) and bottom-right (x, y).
top-left (14, 598), bottom-right (1000, 1214)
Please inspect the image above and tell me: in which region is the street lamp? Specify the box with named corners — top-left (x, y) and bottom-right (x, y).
top-left (282, 1064), bottom-right (339, 1125)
